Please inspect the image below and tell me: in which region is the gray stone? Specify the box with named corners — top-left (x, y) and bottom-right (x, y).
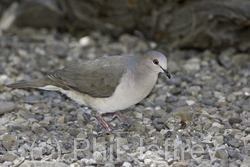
top-left (1, 151), bottom-right (19, 162)
top-left (241, 155), bottom-right (250, 167)
top-left (229, 117), bottom-right (242, 124)
top-left (215, 149), bottom-right (228, 159)
top-left (188, 86), bottom-right (201, 96)
top-left (229, 163), bottom-right (238, 167)
top-left (218, 48), bottom-right (236, 68)
top-left (2, 162), bottom-right (12, 166)
top-left (13, 157), bottom-right (25, 166)
top-left (165, 96), bottom-right (178, 103)
top-left (122, 162), bottom-right (132, 167)
top-left (2, 134), bottom-right (16, 141)
top-left (227, 93), bottom-right (236, 103)
top-left (24, 95), bottom-right (42, 103)
top-left (243, 104), bottom-right (250, 112)
top-left (104, 162), bottom-right (115, 167)
top-left (19, 161), bottom-right (69, 167)
top-left (0, 101), bottom-right (16, 115)
top-left (228, 138), bottom-right (242, 148)
top-left (167, 60), bottom-right (180, 73)
top-left (159, 106), bottom-right (195, 130)
top-left (183, 58), bottom-right (201, 72)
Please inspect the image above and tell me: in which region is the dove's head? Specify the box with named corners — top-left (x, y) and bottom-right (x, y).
top-left (142, 51), bottom-right (171, 79)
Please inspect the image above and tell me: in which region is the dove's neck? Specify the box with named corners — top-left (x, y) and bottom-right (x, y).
top-left (131, 62), bottom-right (159, 93)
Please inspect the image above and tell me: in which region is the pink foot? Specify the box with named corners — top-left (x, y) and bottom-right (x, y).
top-left (96, 114), bottom-right (113, 133)
top-left (114, 111), bottom-right (131, 125)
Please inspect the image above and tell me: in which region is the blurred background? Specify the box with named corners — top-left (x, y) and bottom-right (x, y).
top-left (1, 0), bottom-right (250, 53)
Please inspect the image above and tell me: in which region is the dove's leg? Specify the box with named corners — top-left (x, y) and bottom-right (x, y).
top-left (114, 111), bottom-right (131, 125)
top-left (96, 114), bottom-right (112, 133)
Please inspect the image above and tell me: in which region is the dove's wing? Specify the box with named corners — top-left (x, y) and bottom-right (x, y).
top-left (47, 56), bottom-right (134, 98)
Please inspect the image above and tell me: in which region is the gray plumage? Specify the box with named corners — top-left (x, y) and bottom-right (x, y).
top-left (6, 51), bottom-right (171, 114)
top-left (7, 56), bottom-right (135, 97)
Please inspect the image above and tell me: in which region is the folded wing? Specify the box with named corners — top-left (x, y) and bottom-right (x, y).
top-left (47, 56), bottom-right (128, 98)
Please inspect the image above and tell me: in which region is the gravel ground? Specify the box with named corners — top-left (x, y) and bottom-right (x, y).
top-left (0, 28), bottom-right (250, 167)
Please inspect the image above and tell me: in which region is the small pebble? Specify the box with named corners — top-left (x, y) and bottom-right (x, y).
top-left (57, 116), bottom-right (65, 123)
top-left (1, 152), bottom-right (19, 162)
top-left (0, 101), bottom-right (16, 115)
top-left (2, 134), bottom-right (17, 141)
top-left (122, 162), bottom-right (132, 167)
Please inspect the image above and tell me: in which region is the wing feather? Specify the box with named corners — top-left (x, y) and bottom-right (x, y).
top-left (47, 56), bottom-right (129, 98)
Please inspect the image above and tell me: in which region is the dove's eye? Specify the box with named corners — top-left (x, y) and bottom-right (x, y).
top-left (153, 59), bottom-right (159, 65)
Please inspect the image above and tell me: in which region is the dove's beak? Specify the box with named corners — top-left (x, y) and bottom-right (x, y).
top-left (160, 66), bottom-right (171, 79)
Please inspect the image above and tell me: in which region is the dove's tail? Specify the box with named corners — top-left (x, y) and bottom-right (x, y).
top-left (6, 78), bottom-right (51, 89)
